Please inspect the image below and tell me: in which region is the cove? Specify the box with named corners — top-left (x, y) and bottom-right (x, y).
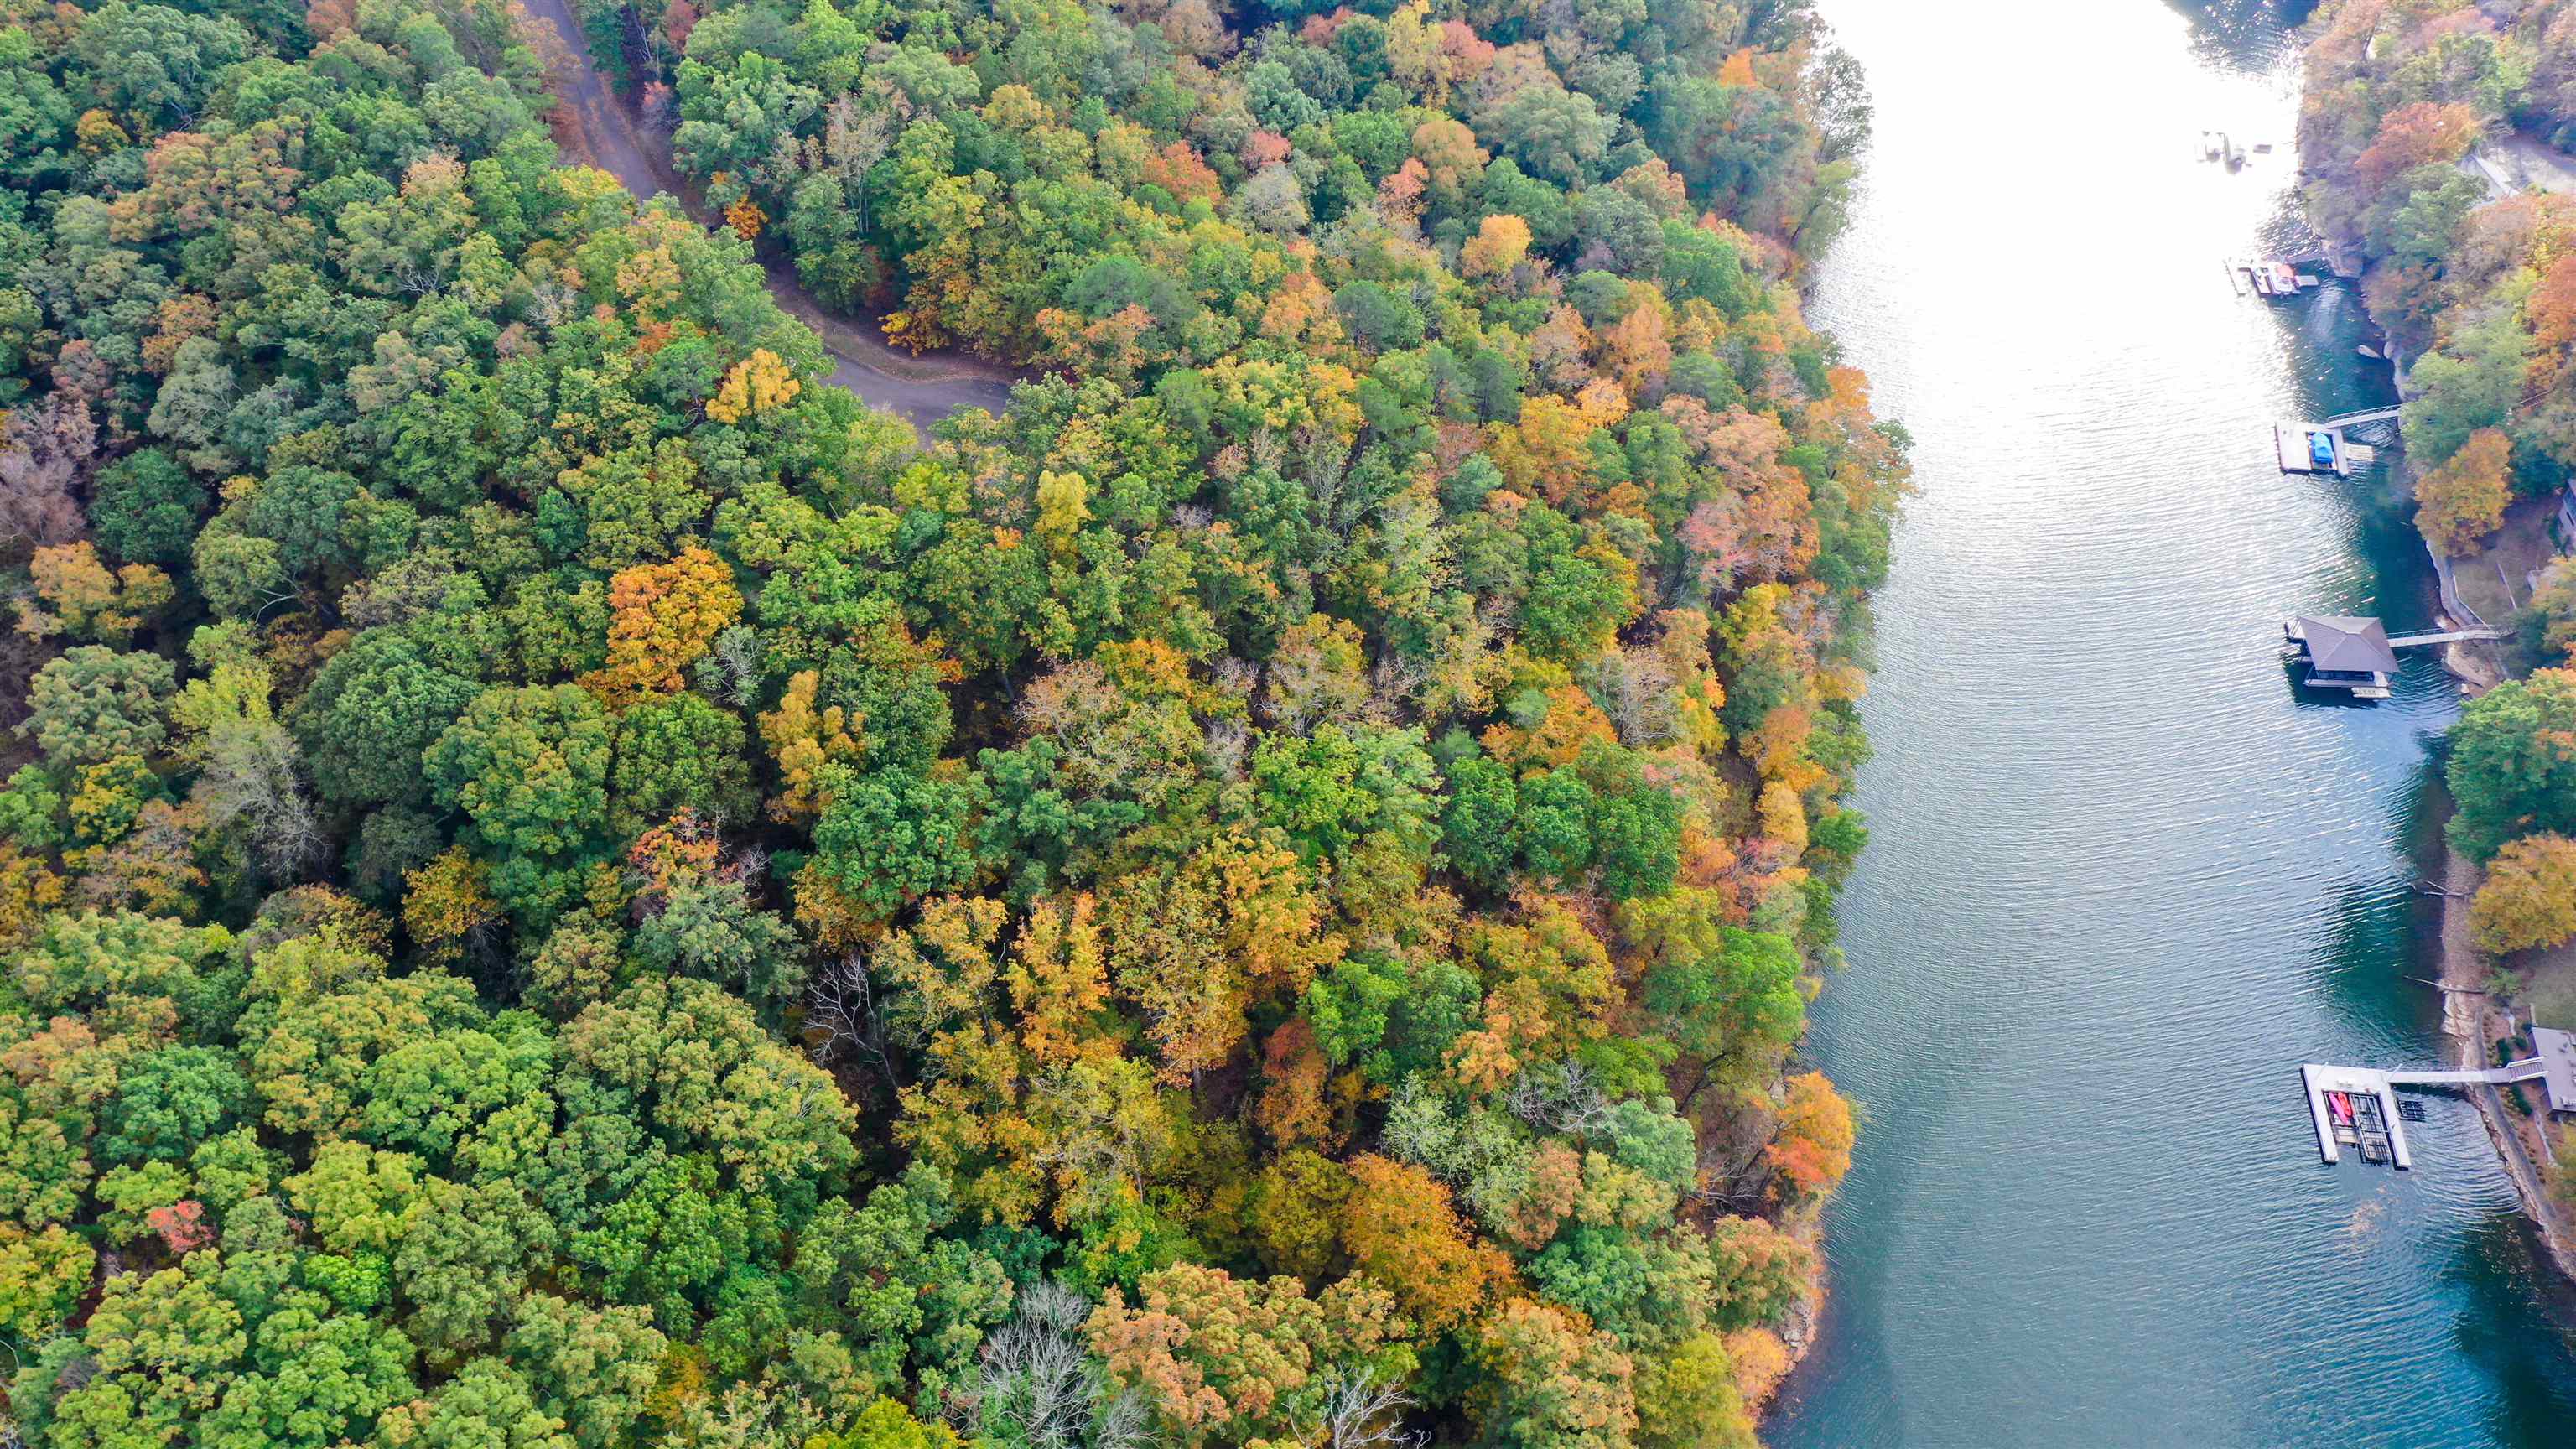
top-left (1771, 1), bottom-right (2576, 1443)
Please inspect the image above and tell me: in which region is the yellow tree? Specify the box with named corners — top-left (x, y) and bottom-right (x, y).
top-left (760, 670), bottom-right (865, 823)
top-left (1006, 894), bottom-right (1120, 1070)
top-left (584, 547), bottom-right (743, 704)
top-left (1462, 214), bottom-right (1533, 279)
top-left (401, 849), bottom-right (501, 965)
top-left (1599, 292), bottom-right (1675, 394)
top-left (705, 348), bottom-right (802, 423)
top-left (1104, 828), bottom-right (1343, 1082)
top-left (1489, 395), bottom-right (1598, 502)
top-left (2416, 428), bottom-right (2511, 556)
top-left (2471, 834), bottom-right (2576, 954)
top-left (1340, 1155), bottom-right (1509, 1335)
top-left (19, 543), bottom-right (173, 644)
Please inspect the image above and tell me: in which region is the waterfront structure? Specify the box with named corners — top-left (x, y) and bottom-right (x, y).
top-left (2300, 1028), bottom-right (2576, 1170)
top-left (2283, 615), bottom-right (2398, 698)
top-left (2272, 406), bottom-right (2401, 476)
top-left (2281, 615), bottom-right (2510, 698)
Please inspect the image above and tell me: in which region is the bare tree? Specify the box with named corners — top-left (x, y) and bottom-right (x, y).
top-left (0, 393), bottom-right (95, 550)
top-left (693, 624), bottom-right (762, 707)
top-left (1504, 1060), bottom-right (1613, 1137)
top-left (823, 96), bottom-right (899, 225)
top-left (192, 721), bottom-right (325, 882)
top-left (967, 1281), bottom-right (1145, 1449)
top-left (1589, 644), bottom-right (1680, 747)
top-left (1298, 1368), bottom-right (1423, 1449)
top-left (804, 950), bottom-right (897, 1082)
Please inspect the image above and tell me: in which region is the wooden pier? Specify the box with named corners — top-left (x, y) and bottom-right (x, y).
top-left (2386, 626), bottom-right (2510, 648)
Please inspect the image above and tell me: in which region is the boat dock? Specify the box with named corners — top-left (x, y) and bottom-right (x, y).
top-left (2280, 615), bottom-right (2511, 699)
top-left (2273, 406), bottom-right (2402, 477)
top-left (2301, 1062), bottom-right (2539, 1167)
top-left (2299, 1028), bottom-right (2576, 1170)
top-left (2229, 257), bottom-right (2319, 297)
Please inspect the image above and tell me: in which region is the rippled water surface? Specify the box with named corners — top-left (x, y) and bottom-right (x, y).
top-left (1770, 2), bottom-right (2576, 1444)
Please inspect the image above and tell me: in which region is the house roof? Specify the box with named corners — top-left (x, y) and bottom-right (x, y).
top-left (2298, 615), bottom-right (2398, 674)
top-left (2535, 1026), bottom-right (2576, 1114)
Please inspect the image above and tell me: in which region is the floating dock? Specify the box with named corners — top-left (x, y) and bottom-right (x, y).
top-left (2273, 406), bottom-right (2401, 477)
top-left (2228, 257), bottom-right (2319, 298)
top-left (2297, 1029), bottom-right (2576, 1171)
top-left (2276, 423), bottom-right (2340, 475)
top-left (2302, 1065), bottom-right (2412, 1167)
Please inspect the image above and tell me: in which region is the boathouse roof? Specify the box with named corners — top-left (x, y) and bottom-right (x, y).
top-left (2297, 615), bottom-right (2399, 675)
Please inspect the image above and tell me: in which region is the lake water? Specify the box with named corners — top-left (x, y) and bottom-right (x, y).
top-left (1768, 2), bottom-right (2576, 1443)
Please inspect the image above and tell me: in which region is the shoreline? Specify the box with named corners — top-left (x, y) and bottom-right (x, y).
top-left (2352, 332), bottom-right (2576, 1280)
top-left (2432, 832), bottom-right (2576, 1279)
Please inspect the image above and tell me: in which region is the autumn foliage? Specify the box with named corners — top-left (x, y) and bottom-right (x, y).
top-left (2472, 834), bottom-right (2576, 953)
top-left (0, 0), bottom-right (1898, 1441)
top-left (2415, 427), bottom-right (2511, 555)
top-left (585, 547), bottom-right (745, 703)
top-left (1768, 1071), bottom-right (1856, 1198)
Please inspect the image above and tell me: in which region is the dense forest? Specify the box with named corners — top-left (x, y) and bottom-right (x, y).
top-left (0, 0), bottom-right (1902, 1441)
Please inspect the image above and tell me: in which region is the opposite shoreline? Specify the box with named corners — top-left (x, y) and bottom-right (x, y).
top-left (2352, 325), bottom-right (2576, 1281)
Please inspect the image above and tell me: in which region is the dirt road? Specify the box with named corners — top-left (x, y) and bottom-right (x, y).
top-left (518, 0), bottom-right (1019, 436)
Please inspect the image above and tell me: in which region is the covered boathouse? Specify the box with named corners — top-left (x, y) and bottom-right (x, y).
top-left (2283, 615), bottom-right (2399, 699)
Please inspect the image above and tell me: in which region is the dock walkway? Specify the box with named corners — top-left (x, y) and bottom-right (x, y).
top-left (2302, 1057), bottom-right (2548, 1167)
top-left (2386, 627), bottom-right (2511, 648)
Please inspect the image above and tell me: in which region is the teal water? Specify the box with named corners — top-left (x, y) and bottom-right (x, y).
top-left (1770, 2), bottom-right (2576, 1443)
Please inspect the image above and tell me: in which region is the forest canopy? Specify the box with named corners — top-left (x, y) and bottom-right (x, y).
top-left (0, 0), bottom-right (1898, 1442)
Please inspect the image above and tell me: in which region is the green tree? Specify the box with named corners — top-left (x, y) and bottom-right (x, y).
top-left (502, 1294), bottom-right (669, 1449)
top-left (608, 693), bottom-right (754, 835)
top-left (795, 1163), bottom-right (1015, 1405)
top-left (73, 1), bottom-right (252, 128)
top-left (100, 1045), bottom-right (252, 1166)
top-left (2448, 668), bottom-right (2576, 860)
top-left (374, 1358), bottom-right (574, 1449)
top-left (1628, 892), bottom-right (1805, 1102)
top-left (425, 684), bottom-right (615, 902)
top-left (296, 631), bottom-right (485, 810)
top-left (1441, 750), bottom-right (1520, 890)
top-left (21, 646), bottom-right (175, 766)
top-left (90, 448), bottom-right (209, 565)
top-left (813, 763), bottom-right (984, 916)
